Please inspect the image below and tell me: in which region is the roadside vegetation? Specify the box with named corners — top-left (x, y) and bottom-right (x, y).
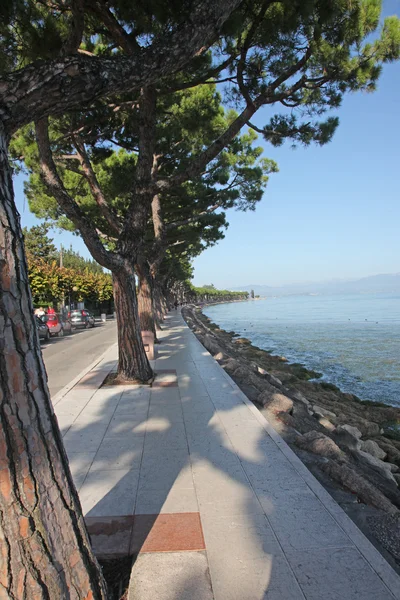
top-left (24, 225), bottom-right (113, 311)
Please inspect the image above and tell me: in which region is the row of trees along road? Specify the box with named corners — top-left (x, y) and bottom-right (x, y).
top-left (24, 225), bottom-right (113, 309)
top-left (184, 283), bottom-right (248, 303)
top-left (1, 1), bottom-right (400, 597)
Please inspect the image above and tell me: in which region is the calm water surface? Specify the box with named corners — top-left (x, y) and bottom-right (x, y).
top-left (204, 294), bottom-right (400, 407)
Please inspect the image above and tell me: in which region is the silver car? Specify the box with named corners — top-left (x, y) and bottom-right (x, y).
top-left (69, 309), bottom-right (96, 329)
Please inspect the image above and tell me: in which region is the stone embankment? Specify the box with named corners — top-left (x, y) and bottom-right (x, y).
top-left (182, 305), bottom-right (400, 568)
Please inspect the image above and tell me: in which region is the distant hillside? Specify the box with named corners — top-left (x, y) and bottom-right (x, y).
top-left (233, 273), bottom-right (400, 297)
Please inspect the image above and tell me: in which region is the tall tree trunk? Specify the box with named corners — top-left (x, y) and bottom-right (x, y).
top-left (113, 264), bottom-right (153, 382)
top-left (149, 194), bottom-right (167, 328)
top-left (136, 261), bottom-right (157, 338)
top-left (0, 125), bottom-right (107, 599)
top-left (152, 276), bottom-right (167, 325)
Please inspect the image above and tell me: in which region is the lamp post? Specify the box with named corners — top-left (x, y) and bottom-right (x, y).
top-left (69, 286), bottom-right (78, 311)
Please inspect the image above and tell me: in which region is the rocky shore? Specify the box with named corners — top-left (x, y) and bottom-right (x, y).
top-left (182, 304), bottom-right (400, 570)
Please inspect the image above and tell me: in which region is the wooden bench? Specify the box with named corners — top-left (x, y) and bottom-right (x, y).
top-left (141, 330), bottom-right (155, 360)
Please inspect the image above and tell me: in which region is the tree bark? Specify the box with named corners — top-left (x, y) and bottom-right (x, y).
top-left (112, 265), bottom-right (153, 382)
top-left (152, 277), bottom-right (167, 326)
top-left (136, 261), bottom-right (157, 338)
top-left (149, 194), bottom-right (168, 328)
top-left (0, 125), bottom-right (107, 599)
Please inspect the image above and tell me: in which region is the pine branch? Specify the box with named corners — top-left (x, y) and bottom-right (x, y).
top-left (237, 0), bottom-right (275, 107)
top-left (2, 0), bottom-right (244, 135)
top-left (166, 203), bottom-right (222, 230)
top-left (161, 55), bottom-right (238, 94)
top-left (62, 0), bottom-right (85, 56)
top-left (87, 1), bottom-right (139, 53)
top-left (156, 49), bottom-right (312, 193)
top-left (35, 118), bottom-right (121, 270)
top-left (73, 138), bottom-right (122, 235)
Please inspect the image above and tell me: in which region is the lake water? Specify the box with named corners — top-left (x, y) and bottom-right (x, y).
top-left (204, 294), bottom-right (400, 407)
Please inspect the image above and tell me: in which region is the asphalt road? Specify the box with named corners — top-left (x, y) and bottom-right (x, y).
top-left (41, 320), bottom-right (118, 398)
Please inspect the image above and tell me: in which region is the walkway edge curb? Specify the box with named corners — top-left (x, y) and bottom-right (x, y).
top-left (191, 327), bottom-right (400, 599)
top-left (234, 381), bottom-right (400, 599)
top-left (51, 342), bottom-right (118, 406)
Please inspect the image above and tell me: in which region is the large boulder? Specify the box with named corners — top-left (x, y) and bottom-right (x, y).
top-left (258, 391), bottom-right (293, 414)
top-left (354, 451), bottom-right (397, 484)
top-left (257, 368), bottom-right (283, 388)
top-left (239, 383), bottom-right (261, 404)
top-left (318, 417), bottom-right (336, 433)
top-left (222, 358), bottom-right (241, 375)
top-left (374, 439), bottom-right (400, 466)
top-left (284, 388), bottom-right (310, 407)
top-left (338, 417), bottom-right (381, 438)
top-left (203, 334), bottom-right (222, 356)
top-left (295, 431), bottom-right (343, 460)
top-left (361, 439), bottom-right (387, 461)
top-left (233, 367), bottom-right (267, 392)
top-left (234, 337), bottom-right (251, 345)
top-left (335, 424), bottom-right (363, 451)
top-left (292, 400), bottom-right (312, 418)
top-left (339, 424), bottom-right (362, 439)
top-left (312, 405), bottom-right (337, 420)
top-left (321, 461), bottom-right (399, 515)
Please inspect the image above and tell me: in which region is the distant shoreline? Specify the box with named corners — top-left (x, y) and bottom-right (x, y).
top-left (201, 295), bottom-right (400, 405)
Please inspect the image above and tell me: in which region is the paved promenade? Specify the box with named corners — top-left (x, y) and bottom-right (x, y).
top-left (54, 312), bottom-right (400, 600)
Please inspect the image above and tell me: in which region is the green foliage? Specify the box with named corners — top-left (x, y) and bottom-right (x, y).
top-left (27, 257), bottom-right (113, 306)
top-left (0, 0), bottom-right (212, 74)
top-left (61, 247), bottom-right (104, 274)
top-left (13, 83), bottom-right (272, 262)
top-left (23, 224), bottom-right (58, 262)
top-left (220, 1), bottom-right (400, 147)
top-left (202, 284), bottom-right (216, 291)
top-left (23, 226), bottom-right (111, 305)
top-left (187, 285), bottom-right (248, 302)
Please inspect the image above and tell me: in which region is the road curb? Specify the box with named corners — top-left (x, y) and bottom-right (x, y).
top-left (51, 342), bottom-right (118, 406)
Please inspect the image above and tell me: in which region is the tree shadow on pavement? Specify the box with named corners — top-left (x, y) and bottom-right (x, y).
top-left (54, 314), bottom-right (376, 600)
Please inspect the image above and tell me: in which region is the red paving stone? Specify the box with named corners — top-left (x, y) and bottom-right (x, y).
top-left (131, 513), bottom-right (205, 554)
top-left (85, 513), bottom-right (205, 557)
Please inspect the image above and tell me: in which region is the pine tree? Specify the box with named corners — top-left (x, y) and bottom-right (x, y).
top-left (23, 223), bottom-right (58, 262)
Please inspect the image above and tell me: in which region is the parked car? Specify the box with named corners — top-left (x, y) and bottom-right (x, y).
top-left (41, 313), bottom-right (73, 337)
top-left (68, 309), bottom-right (95, 329)
top-left (36, 316), bottom-right (50, 342)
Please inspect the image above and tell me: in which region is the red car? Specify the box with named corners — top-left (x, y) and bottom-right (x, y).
top-left (41, 313), bottom-right (73, 337)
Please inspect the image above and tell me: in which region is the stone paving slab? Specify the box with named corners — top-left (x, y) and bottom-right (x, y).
top-left (129, 552), bottom-right (214, 600)
top-left (54, 312), bottom-right (400, 599)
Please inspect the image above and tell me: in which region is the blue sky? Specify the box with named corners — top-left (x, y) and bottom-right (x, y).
top-left (14, 2), bottom-right (400, 288)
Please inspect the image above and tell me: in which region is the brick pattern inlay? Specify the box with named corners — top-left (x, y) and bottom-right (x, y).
top-left (85, 513), bottom-right (205, 557)
top-left (131, 513), bottom-right (205, 554)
